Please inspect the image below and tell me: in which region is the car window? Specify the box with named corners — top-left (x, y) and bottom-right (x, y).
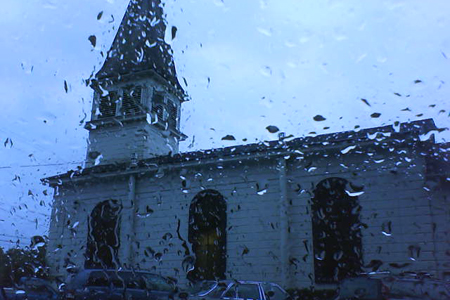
top-left (26, 284), bottom-right (53, 296)
top-left (111, 272), bottom-right (144, 289)
top-left (110, 276), bottom-right (125, 288)
top-left (126, 277), bottom-right (143, 289)
top-left (237, 284), bottom-right (261, 300)
top-left (86, 272), bottom-right (109, 287)
top-left (191, 281), bottom-right (217, 295)
top-left (261, 284), bottom-right (287, 300)
top-left (223, 285), bottom-right (237, 298)
top-left (209, 282), bottom-right (231, 298)
top-left (141, 274), bottom-right (174, 292)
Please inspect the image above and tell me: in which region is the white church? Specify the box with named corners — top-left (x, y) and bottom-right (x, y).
top-left (45, 0), bottom-right (450, 289)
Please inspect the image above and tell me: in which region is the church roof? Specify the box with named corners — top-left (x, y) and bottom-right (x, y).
top-left (43, 119), bottom-right (444, 185)
top-left (95, 0), bottom-right (184, 93)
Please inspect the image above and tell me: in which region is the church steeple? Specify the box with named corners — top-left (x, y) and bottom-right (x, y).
top-left (85, 0), bottom-right (187, 167)
top-left (96, 0), bottom-right (183, 93)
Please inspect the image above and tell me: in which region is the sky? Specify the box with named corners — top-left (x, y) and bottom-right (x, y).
top-left (0, 0), bottom-right (449, 247)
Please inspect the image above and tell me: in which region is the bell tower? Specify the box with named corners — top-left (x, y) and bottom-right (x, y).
top-left (85, 0), bottom-right (187, 166)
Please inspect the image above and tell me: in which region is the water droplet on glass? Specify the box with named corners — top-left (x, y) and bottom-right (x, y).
top-left (221, 135), bottom-right (236, 141)
top-left (307, 166), bottom-right (317, 172)
top-left (162, 233), bottom-right (173, 241)
top-left (182, 256), bottom-right (195, 273)
top-left (94, 154), bottom-right (103, 166)
top-left (341, 145), bottom-right (357, 154)
top-left (381, 221), bottom-right (392, 236)
top-left (257, 188), bottom-right (267, 195)
top-left (137, 206), bottom-right (154, 218)
top-left (333, 250), bottom-right (343, 261)
top-left (345, 190), bottom-right (365, 197)
top-left (408, 245), bottom-right (421, 261)
top-left (266, 125), bottom-right (279, 133)
top-left (145, 40), bottom-right (157, 48)
top-left (257, 27), bottom-right (272, 36)
top-left (313, 115), bottom-right (326, 121)
top-left (315, 250), bottom-right (325, 261)
top-left (260, 66), bottom-right (272, 77)
top-left (154, 252), bottom-right (163, 262)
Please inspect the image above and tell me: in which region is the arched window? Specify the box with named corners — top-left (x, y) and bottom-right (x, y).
top-left (311, 178), bottom-right (362, 283)
top-left (85, 200), bottom-right (122, 269)
top-left (188, 190), bottom-right (227, 281)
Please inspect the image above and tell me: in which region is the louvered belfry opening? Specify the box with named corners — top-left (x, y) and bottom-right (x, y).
top-left (168, 101), bottom-right (178, 130)
top-left (121, 86), bottom-right (143, 116)
top-left (150, 92), bottom-right (178, 129)
top-left (151, 92), bottom-right (165, 122)
top-left (98, 91), bottom-right (118, 118)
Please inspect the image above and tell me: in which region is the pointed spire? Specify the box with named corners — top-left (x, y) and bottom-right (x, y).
top-left (96, 0), bottom-right (183, 93)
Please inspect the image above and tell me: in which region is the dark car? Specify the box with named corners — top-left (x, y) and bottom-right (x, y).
top-left (187, 280), bottom-right (289, 300)
top-left (2, 277), bottom-right (60, 300)
top-left (382, 276), bottom-right (450, 300)
top-left (63, 269), bottom-right (177, 300)
top-left (0, 287), bottom-right (7, 300)
top-left (335, 277), bottom-right (387, 300)
top-left (334, 275), bottom-right (450, 300)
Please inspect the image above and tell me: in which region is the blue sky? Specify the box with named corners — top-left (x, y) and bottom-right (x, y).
top-left (0, 0), bottom-right (449, 247)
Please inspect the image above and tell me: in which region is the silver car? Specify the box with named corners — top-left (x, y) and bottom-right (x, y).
top-left (187, 280), bottom-right (290, 300)
top-left (63, 269), bottom-right (177, 300)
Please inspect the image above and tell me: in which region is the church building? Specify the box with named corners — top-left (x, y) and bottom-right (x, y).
top-left (45, 0), bottom-right (450, 289)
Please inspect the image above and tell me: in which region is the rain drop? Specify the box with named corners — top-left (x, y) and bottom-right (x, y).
top-left (313, 115), bottom-right (326, 121)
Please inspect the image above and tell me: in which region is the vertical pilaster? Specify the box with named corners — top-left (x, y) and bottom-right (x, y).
top-left (279, 158), bottom-right (290, 287)
top-left (120, 174), bottom-right (136, 268)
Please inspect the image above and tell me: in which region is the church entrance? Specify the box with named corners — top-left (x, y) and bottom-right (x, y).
top-left (85, 199), bottom-right (122, 269)
top-left (311, 177), bottom-right (363, 283)
top-left (188, 190), bottom-right (227, 281)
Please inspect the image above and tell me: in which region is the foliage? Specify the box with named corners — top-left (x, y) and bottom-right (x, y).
top-left (0, 236), bottom-right (49, 287)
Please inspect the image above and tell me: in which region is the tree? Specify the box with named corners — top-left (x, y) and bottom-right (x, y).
top-left (0, 236), bottom-right (49, 286)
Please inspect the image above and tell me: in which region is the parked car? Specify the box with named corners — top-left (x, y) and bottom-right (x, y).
top-left (334, 277), bottom-right (387, 300)
top-left (186, 280), bottom-right (290, 300)
top-left (2, 277), bottom-right (60, 300)
top-left (63, 269), bottom-right (178, 300)
top-left (0, 287), bottom-right (7, 300)
top-left (334, 275), bottom-right (450, 300)
top-left (382, 276), bottom-right (450, 300)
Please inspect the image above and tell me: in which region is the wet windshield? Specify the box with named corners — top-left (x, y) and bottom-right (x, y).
top-left (1, 1), bottom-right (449, 300)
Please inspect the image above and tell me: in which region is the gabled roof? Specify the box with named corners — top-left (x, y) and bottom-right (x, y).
top-left (96, 0), bottom-right (184, 93)
top-left (43, 119), bottom-right (440, 185)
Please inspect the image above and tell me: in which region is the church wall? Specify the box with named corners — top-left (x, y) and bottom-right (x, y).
top-left (285, 144), bottom-right (441, 288)
top-left (47, 177), bottom-right (129, 279)
top-left (130, 158), bottom-right (285, 286)
top-left (426, 181), bottom-right (450, 279)
top-left (47, 140), bottom-right (448, 289)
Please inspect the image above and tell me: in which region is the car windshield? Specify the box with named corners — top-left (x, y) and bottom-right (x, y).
top-left (236, 284), bottom-right (261, 300)
top-left (189, 280), bottom-right (218, 295)
top-left (86, 272), bottom-right (109, 287)
top-left (140, 274), bottom-right (174, 292)
top-left (209, 282), bottom-right (232, 298)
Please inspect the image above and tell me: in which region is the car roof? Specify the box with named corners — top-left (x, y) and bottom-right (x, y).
top-left (77, 269), bottom-right (161, 275)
